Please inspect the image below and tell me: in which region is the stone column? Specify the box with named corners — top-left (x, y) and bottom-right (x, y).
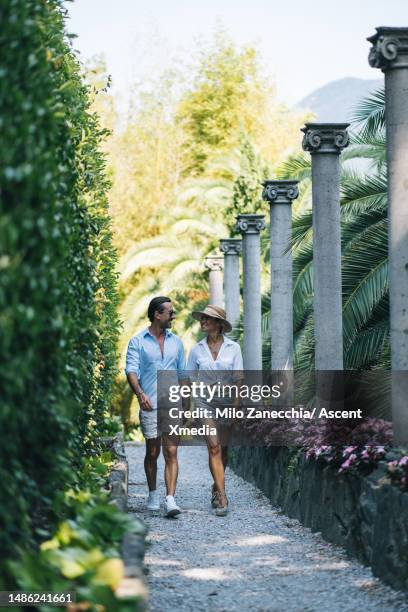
top-left (235, 214), bottom-right (266, 370)
top-left (262, 180), bottom-right (299, 370)
top-left (368, 27), bottom-right (408, 444)
top-left (220, 238), bottom-right (242, 329)
top-left (302, 123), bottom-right (349, 371)
top-left (204, 255), bottom-right (224, 307)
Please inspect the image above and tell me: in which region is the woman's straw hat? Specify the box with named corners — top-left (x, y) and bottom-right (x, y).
top-left (192, 304), bottom-right (232, 333)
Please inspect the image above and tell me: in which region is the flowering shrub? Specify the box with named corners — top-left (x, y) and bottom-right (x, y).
top-left (301, 418), bottom-right (392, 476)
top-left (305, 445), bottom-right (387, 474)
top-left (238, 413), bottom-right (392, 451)
top-left (387, 455), bottom-right (408, 492)
top-left (236, 413), bottom-right (408, 491)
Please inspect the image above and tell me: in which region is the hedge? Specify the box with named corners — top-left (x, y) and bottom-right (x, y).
top-left (0, 0), bottom-right (120, 558)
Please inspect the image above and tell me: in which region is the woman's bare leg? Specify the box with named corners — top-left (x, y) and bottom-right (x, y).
top-left (207, 438), bottom-right (225, 492)
top-left (221, 445), bottom-right (228, 470)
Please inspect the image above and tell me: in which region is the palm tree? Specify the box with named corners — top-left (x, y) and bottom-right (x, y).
top-left (118, 207), bottom-right (227, 340)
top-left (293, 90), bottom-right (387, 372)
top-left (233, 89), bottom-right (388, 377)
top-left (118, 138), bottom-right (269, 344)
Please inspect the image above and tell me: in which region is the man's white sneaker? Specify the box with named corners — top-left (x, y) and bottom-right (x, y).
top-left (147, 490), bottom-right (160, 511)
top-left (164, 495), bottom-right (181, 518)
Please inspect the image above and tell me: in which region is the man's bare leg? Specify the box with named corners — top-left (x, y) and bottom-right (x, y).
top-left (144, 437), bottom-right (161, 491)
top-left (162, 439), bottom-right (179, 496)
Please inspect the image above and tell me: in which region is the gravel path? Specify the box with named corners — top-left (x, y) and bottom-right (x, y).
top-left (126, 442), bottom-right (408, 612)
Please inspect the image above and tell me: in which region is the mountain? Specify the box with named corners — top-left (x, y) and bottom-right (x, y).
top-left (296, 77), bottom-right (383, 123)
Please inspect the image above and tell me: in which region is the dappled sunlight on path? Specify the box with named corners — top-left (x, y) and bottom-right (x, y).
top-left (126, 443), bottom-right (408, 612)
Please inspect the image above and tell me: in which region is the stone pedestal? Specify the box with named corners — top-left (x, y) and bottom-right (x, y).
top-left (368, 27), bottom-right (408, 444)
top-left (204, 256), bottom-right (224, 307)
top-left (235, 215), bottom-right (266, 370)
top-left (220, 238), bottom-right (242, 330)
top-left (302, 123), bottom-right (349, 371)
top-left (262, 180), bottom-right (299, 371)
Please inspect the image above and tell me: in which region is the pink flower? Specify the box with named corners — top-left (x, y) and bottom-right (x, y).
top-left (361, 449), bottom-right (370, 460)
top-left (387, 460), bottom-right (398, 472)
top-left (399, 456), bottom-right (408, 467)
top-left (340, 452), bottom-right (359, 472)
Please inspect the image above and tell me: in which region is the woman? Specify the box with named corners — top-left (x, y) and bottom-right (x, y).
top-left (187, 304), bottom-right (243, 516)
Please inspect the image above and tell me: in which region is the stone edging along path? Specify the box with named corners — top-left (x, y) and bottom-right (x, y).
top-left (230, 446), bottom-right (408, 593)
top-left (103, 432), bottom-right (148, 607)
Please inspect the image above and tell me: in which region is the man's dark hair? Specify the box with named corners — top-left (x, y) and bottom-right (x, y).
top-left (147, 296), bottom-right (172, 322)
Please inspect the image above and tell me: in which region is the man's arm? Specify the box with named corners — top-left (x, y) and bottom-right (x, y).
top-left (125, 337), bottom-right (153, 411)
top-left (126, 372), bottom-right (153, 411)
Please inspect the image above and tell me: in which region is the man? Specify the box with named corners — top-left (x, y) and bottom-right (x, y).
top-left (125, 296), bottom-right (185, 517)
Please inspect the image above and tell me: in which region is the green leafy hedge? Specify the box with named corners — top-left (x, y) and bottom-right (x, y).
top-left (6, 451), bottom-right (145, 611)
top-left (0, 0), bottom-right (120, 558)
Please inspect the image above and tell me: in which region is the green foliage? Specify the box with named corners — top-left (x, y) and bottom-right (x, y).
top-left (283, 91), bottom-right (388, 374)
top-left (351, 88), bottom-right (385, 141)
top-left (108, 30), bottom-right (309, 414)
top-left (0, 0), bottom-right (120, 560)
top-left (6, 452), bottom-right (144, 611)
top-left (176, 33), bottom-right (266, 175)
top-left (233, 89), bottom-right (389, 384)
top-left (225, 137), bottom-right (269, 233)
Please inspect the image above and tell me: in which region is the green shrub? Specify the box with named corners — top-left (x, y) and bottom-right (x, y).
top-left (7, 452), bottom-right (145, 611)
top-left (0, 0), bottom-right (119, 559)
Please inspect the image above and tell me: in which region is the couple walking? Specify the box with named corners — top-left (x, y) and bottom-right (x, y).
top-left (125, 296), bottom-right (243, 518)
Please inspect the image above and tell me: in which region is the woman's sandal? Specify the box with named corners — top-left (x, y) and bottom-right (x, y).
top-left (214, 490), bottom-right (228, 516)
top-left (211, 484), bottom-right (218, 508)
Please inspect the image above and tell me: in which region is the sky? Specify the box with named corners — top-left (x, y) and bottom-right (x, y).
top-left (66, 0), bottom-right (408, 106)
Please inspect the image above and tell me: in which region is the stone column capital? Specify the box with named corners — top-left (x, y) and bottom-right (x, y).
top-left (220, 238), bottom-right (242, 256)
top-left (368, 27), bottom-right (408, 71)
top-left (262, 180), bottom-right (299, 204)
top-left (235, 214), bottom-right (266, 235)
top-left (204, 255), bottom-right (223, 271)
top-left (301, 123), bottom-right (350, 154)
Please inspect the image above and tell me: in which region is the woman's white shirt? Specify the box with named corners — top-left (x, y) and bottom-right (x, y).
top-left (187, 336), bottom-right (243, 374)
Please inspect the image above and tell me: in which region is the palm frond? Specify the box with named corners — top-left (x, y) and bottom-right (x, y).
top-left (293, 295), bottom-right (313, 336)
top-left (342, 141), bottom-right (386, 171)
top-left (340, 171), bottom-right (387, 218)
top-left (176, 180), bottom-right (232, 207)
top-left (292, 232), bottom-right (313, 275)
top-left (293, 258), bottom-right (313, 307)
top-left (168, 259), bottom-right (204, 282)
top-left (293, 181), bottom-right (312, 216)
top-left (290, 210), bottom-right (313, 251)
top-left (275, 152), bottom-right (311, 181)
top-left (170, 218), bottom-right (226, 237)
top-left (120, 244), bottom-right (189, 280)
top-left (351, 88), bottom-right (385, 141)
top-left (345, 319), bottom-right (389, 369)
top-left (349, 130), bottom-right (386, 149)
top-left (293, 313), bottom-right (315, 371)
top-left (342, 218), bottom-right (388, 283)
top-left (342, 258), bottom-right (388, 347)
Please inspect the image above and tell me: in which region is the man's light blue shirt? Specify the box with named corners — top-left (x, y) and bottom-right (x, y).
top-left (125, 328), bottom-right (185, 410)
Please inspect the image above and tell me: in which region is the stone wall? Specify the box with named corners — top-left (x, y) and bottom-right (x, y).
top-left (104, 433), bottom-right (148, 608)
top-left (230, 446), bottom-right (408, 592)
